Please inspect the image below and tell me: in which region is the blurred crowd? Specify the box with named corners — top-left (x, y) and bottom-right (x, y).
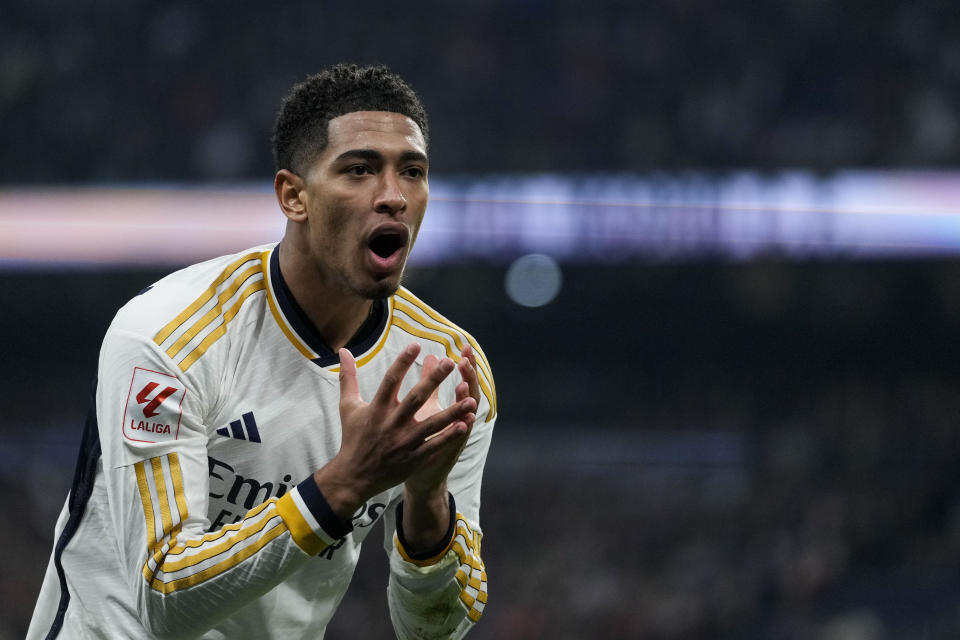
top-left (475, 372), bottom-right (960, 640)
top-left (2, 1), bottom-right (960, 182)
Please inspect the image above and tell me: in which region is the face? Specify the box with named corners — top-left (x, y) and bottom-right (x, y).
top-left (294, 111), bottom-right (429, 300)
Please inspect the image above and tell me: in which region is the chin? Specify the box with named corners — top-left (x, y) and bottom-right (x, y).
top-left (353, 276), bottom-right (402, 300)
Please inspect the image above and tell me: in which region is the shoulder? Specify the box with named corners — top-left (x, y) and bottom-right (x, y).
top-left (390, 287), bottom-right (497, 422)
top-left (107, 244), bottom-right (274, 371)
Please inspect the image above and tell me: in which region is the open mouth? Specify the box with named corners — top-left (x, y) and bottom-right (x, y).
top-left (368, 232), bottom-right (404, 259)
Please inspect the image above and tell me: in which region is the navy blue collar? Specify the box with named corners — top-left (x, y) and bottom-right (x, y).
top-left (269, 247), bottom-right (388, 367)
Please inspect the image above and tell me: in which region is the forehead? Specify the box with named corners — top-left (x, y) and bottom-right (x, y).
top-left (325, 111), bottom-right (426, 156)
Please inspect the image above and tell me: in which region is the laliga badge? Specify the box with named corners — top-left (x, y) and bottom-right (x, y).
top-left (123, 367), bottom-right (186, 443)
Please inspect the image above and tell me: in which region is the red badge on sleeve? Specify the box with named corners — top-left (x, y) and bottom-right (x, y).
top-left (122, 367), bottom-right (186, 443)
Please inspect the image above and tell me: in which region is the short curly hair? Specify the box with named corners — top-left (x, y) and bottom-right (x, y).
top-left (272, 64), bottom-right (429, 175)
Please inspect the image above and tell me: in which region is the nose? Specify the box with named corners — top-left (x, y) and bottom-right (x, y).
top-left (374, 172), bottom-right (406, 215)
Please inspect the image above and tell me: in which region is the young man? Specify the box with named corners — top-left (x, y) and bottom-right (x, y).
top-left (28, 64), bottom-right (495, 639)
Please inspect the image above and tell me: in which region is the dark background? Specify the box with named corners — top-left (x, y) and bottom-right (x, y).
top-left (3, 2), bottom-right (960, 639)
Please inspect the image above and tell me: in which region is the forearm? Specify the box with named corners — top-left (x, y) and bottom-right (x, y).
top-left (123, 460), bottom-right (348, 637)
top-left (388, 494), bottom-right (486, 640)
top-left (400, 483), bottom-right (452, 554)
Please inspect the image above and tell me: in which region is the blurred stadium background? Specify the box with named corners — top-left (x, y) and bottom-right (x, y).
top-left (3, 2), bottom-right (960, 638)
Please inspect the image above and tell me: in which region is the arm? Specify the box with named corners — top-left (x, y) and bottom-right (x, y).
top-left (385, 346), bottom-right (494, 640)
top-left (100, 330), bottom-right (362, 637)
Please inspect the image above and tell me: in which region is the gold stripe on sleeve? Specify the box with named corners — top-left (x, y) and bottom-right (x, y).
top-left (157, 505), bottom-right (282, 573)
top-left (138, 466), bottom-right (300, 595)
top-left (142, 500), bottom-right (290, 592)
top-left (163, 499), bottom-right (277, 558)
top-left (393, 531), bottom-right (456, 568)
top-left (391, 317), bottom-right (496, 420)
top-left (134, 461), bottom-right (157, 553)
top-left (395, 289), bottom-right (496, 384)
top-left (448, 514), bottom-right (487, 624)
top-left (168, 453), bottom-right (189, 531)
top-left (393, 299), bottom-right (497, 419)
top-left (393, 292), bottom-right (497, 420)
top-left (149, 518), bottom-right (289, 594)
top-left (164, 264), bottom-right (263, 361)
top-left (151, 457), bottom-right (173, 538)
top-left (275, 492), bottom-right (330, 556)
top-left (177, 279), bottom-right (266, 372)
top-left (154, 251), bottom-right (264, 346)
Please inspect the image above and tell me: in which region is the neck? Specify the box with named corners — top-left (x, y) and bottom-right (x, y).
top-left (277, 236), bottom-right (373, 352)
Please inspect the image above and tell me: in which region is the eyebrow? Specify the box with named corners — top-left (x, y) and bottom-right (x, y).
top-left (333, 149), bottom-right (429, 165)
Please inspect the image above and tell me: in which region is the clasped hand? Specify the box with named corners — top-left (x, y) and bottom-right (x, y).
top-left (314, 342), bottom-right (480, 519)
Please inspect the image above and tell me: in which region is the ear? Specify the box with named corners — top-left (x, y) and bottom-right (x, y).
top-left (275, 169), bottom-right (307, 222)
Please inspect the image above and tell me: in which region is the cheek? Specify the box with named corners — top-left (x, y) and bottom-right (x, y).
top-left (309, 202), bottom-right (353, 245)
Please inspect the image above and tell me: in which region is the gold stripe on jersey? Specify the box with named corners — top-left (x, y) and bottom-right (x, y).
top-left (169, 454), bottom-right (188, 538)
top-left (154, 251), bottom-right (263, 346)
top-left (136, 454), bottom-right (189, 559)
top-left (394, 513), bottom-right (487, 624)
top-left (263, 251), bottom-right (319, 361)
top-left (395, 289), bottom-right (495, 385)
top-left (163, 263), bottom-right (262, 360)
top-left (394, 528), bottom-right (456, 568)
top-left (449, 517), bottom-right (487, 623)
top-left (391, 316), bottom-right (497, 422)
top-left (393, 290), bottom-right (497, 421)
top-left (136, 452), bottom-right (296, 595)
top-left (392, 298), bottom-right (496, 397)
top-left (151, 457), bottom-right (173, 536)
top-left (275, 492), bottom-right (331, 556)
top-left (158, 498), bottom-right (276, 556)
top-left (146, 511), bottom-right (286, 592)
top-left (150, 518), bottom-right (288, 594)
top-left (158, 505), bottom-right (280, 572)
top-left (177, 279), bottom-right (266, 372)
top-left (135, 461), bottom-right (158, 553)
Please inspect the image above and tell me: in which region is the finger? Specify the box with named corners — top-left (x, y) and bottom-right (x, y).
top-left (396, 357), bottom-right (456, 424)
top-left (422, 415), bottom-right (471, 443)
top-left (372, 343), bottom-right (421, 408)
top-left (417, 417), bottom-right (473, 460)
top-left (410, 396), bottom-right (476, 443)
top-left (338, 348), bottom-right (360, 408)
top-left (454, 380), bottom-right (469, 404)
top-left (458, 345), bottom-right (481, 405)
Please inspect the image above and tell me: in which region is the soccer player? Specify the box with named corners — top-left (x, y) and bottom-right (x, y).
top-left (28, 64), bottom-right (495, 639)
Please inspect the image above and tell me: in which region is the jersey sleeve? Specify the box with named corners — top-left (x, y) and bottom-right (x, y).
top-left (98, 328), bottom-right (353, 637)
top-left (382, 361), bottom-right (495, 640)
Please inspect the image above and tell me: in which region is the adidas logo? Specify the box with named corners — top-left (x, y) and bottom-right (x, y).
top-left (216, 412), bottom-right (261, 443)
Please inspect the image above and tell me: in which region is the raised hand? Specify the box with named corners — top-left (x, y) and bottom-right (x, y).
top-left (312, 343), bottom-right (477, 520)
top-left (406, 345), bottom-right (481, 495)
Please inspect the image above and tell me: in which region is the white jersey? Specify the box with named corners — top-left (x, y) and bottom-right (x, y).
top-left (28, 243), bottom-right (495, 639)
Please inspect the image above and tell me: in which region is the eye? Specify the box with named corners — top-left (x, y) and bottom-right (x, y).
top-left (403, 166), bottom-right (426, 179)
top-left (346, 165), bottom-right (372, 176)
